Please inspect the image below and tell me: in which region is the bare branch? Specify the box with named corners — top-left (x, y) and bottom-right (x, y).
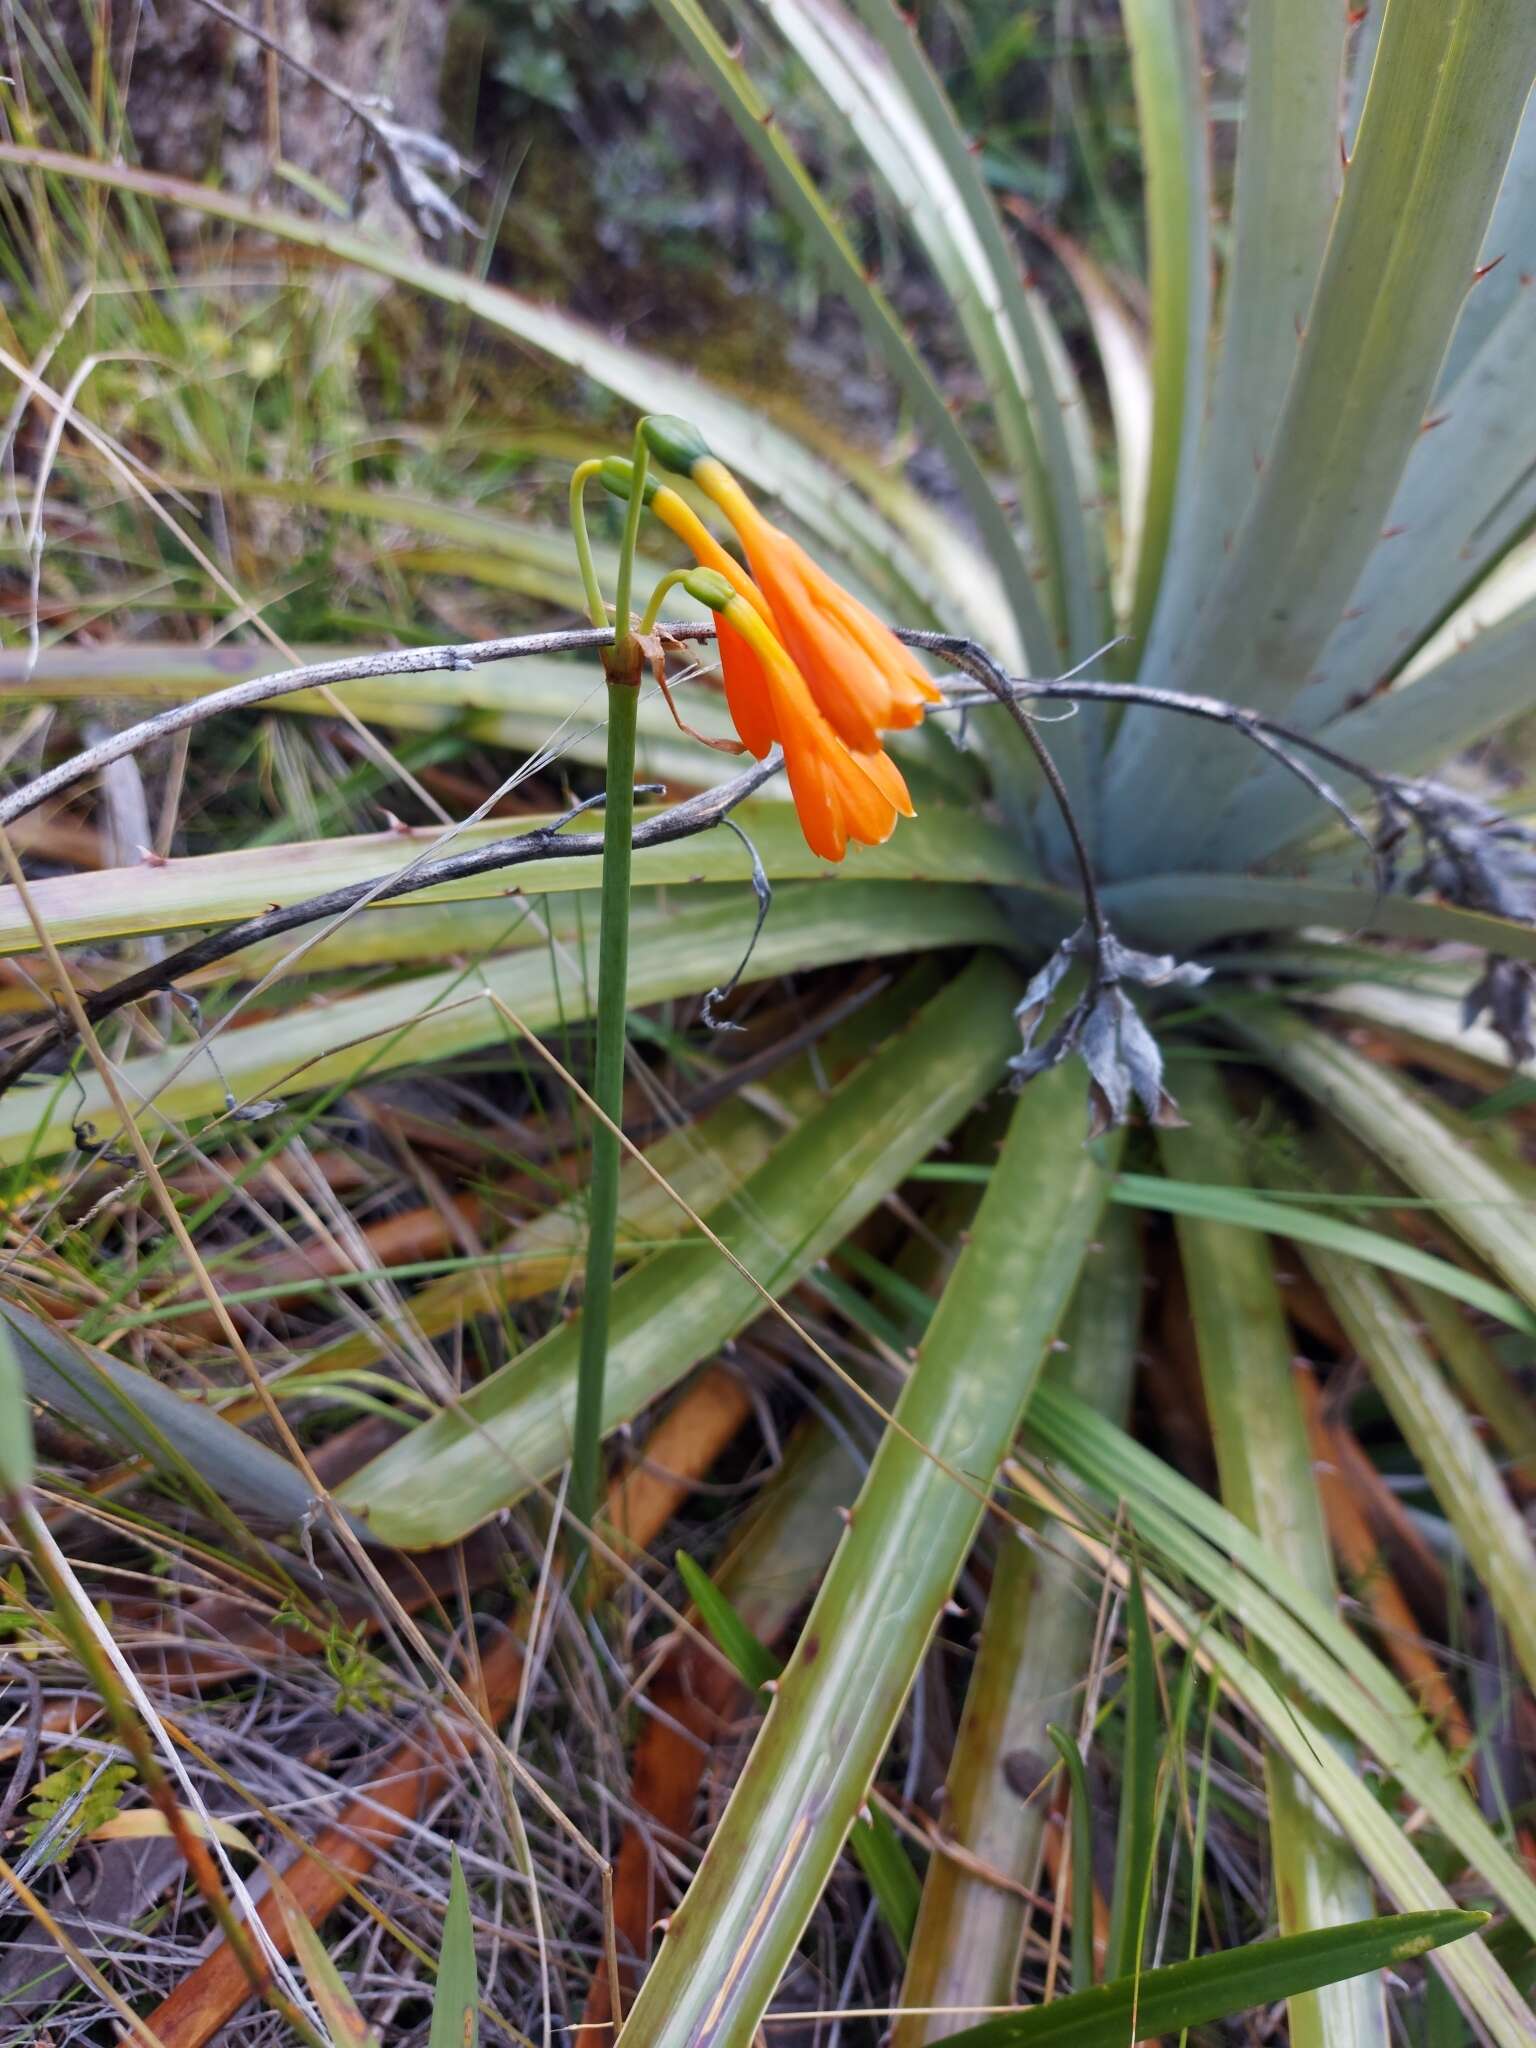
top-left (6, 614), bottom-right (1532, 1110)
top-left (0, 758), bottom-right (779, 1097)
top-left (0, 626), bottom-right (621, 830)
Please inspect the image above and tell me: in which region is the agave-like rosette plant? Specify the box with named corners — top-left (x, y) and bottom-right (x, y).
top-left (4, 3), bottom-right (1536, 2045)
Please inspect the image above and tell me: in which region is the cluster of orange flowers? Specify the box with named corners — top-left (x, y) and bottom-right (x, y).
top-left (607, 416), bottom-right (939, 863)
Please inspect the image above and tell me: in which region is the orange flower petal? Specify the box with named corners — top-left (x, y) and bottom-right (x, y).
top-left (694, 460), bottom-right (939, 751)
top-left (826, 743), bottom-right (899, 848)
top-left (720, 601), bottom-right (897, 859)
top-left (779, 736), bottom-right (849, 863)
top-left (803, 560), bottom-right (943, 709)
top-left (747, 538), bottom-right (889, 753)
top-left (717, 617), bottom-right (779, 758)
top-left (849, 744), bottom-right (915, 820)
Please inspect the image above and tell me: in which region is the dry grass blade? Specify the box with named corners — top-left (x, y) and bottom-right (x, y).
top-left (134, 1368), bottom-right (753, 2048)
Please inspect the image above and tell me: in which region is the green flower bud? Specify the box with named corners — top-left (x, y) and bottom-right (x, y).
top-left (681, 568), bottom-right (738, 613)
top-left (597, 457), bottom-right (658, 505)
top-left (640, 414), bottom-right (713, 476)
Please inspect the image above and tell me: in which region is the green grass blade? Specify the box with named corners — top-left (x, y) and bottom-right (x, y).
top-left (609, 1066), bottom-right (1117, 2048)
top-left (0, 882), bottom-right (1010, 1167)
top-left (895, 1207), bottom-right (1142, 2043)
top-left (1159, 1061), bottom-right (1385, 2048)
top-left (1110, 1172), bottom-right (1536, 1334)
top-left (848, 1810), bottom-right (923, 1952)
top-left (1025, 1387), bottom-right (1536, 1945)
top-left (271, 1876), bottom-right (382, 2048)
top-left (676, 1550), bottom-right (779, 1695)
top-left (1299, 1238), bottom-right (1536, 1695)
top-left (1023, 1402), bottom-right (1536, 2044)
top-left (1227, 1005), bottom-right (1536, 1324)
top-left (1048, 1726), bottom-right (1097, 1996)
top-left (1107, 0), bottom-right (1536, 866)
top-left (924, 1912), bottom-right (1485, 2048)
top-left (337, 954), bottom-right (1022, 1547)
top-left (1105, 1563), bottom-right (1160, 1984)
top-left (428, 1849), bottom-right (479, 2048)
top-left (647, 0), bottom-right (1050, 667)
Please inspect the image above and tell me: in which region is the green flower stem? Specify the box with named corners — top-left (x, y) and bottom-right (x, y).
top-left (610, 424), bottom-right (651, 667)
top-left (568, 457), bottom-right (609, 631)
top-left (567, 426), bottom-right (655, 1585)
top-left (568, 612), bottom-right (645, 1584)
top-left (640, 568), bottom-right (691, 637)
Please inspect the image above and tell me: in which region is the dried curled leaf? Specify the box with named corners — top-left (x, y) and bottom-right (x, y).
top-left (1011, 923), bottom-right (1211, 1134)
top-left (1381, 780), bottom-right (1536, 1062)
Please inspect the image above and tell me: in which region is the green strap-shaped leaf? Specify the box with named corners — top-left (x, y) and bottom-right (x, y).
top-left (677, 1547), bottom-right (920, 1948)
top-left (0, 881), bottom-right (1011, 1166)
top-left (784, 0), bottom-right (1109, 664)
top-left (1160, 1061), bottom-right (1385, 2048)
top-left (1218, 591), bottom-right (1536, 866)
top-left (0, 803), bottom-right (1041, 957)
top-left (647, 0), bottom-right (1050, 667)
top-left (893, 1209), bottom-right (1143, 2046)
top-left (289, 972), bottom-right (933, 1387)
top-left (1118, 0), bottom-right (1212, 647)
top-left (1106, 0), bottom-right (1536, 868)
top-left (0, 1311), bottom-right (36, 1498)
top-left (923, 1912), bottom-right (1485, 2048)
top-left (1101, 869), bottom-right (1536, 966)
top-left (1299, 1233), bottom-right (1536, 1696)
top-left (1139, 0), bottom-right (1343, 676)
top-left (609, 1065), bottom-right (1117, 2048)
top-left (1, 1298), bottom-right (329, 1532)
top-left (337, 953), bottom-right (1023, 1548)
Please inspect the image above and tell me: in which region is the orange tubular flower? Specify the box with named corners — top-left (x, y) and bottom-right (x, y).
top-left (604, 423), bottom-right (937, 862)
top-left (637, 416), bottom-right (942, 757)
top-left (682, 571), bottom-right (914, 864)
top-left (695, 461), bottom-right (942, 755)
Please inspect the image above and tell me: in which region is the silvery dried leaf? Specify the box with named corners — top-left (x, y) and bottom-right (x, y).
top-left (1463, 957), bottom-right (1535, 1064)
top-left (1009, 921), bottom-right (1209, 1132)
top-left (371, 118), bottom-right (481, 241)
